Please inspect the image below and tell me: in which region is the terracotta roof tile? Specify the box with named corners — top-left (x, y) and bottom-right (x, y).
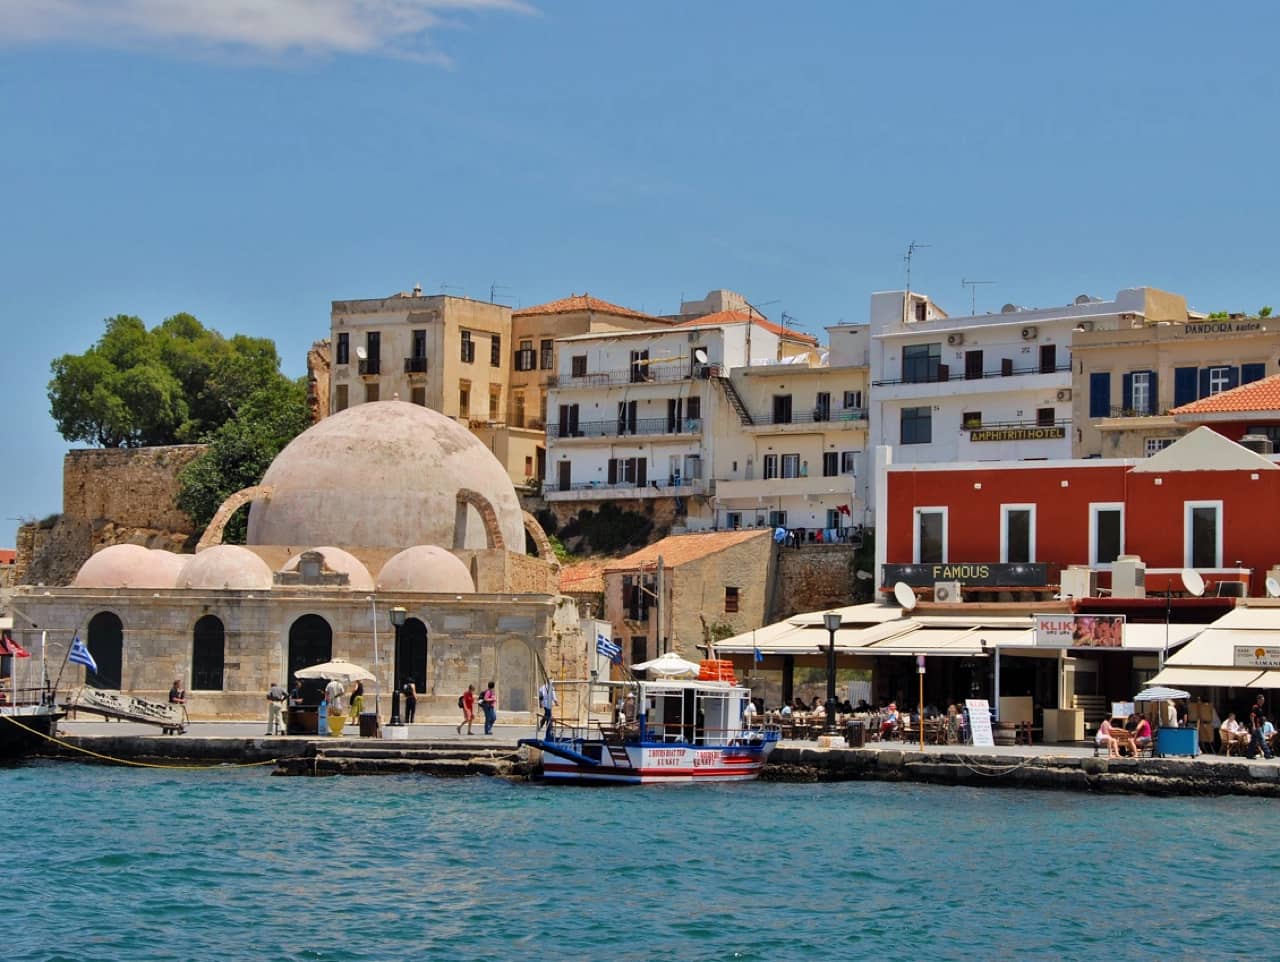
top-left (1171, 372), bottom-right (1280, 416)
top-left (676, 310), bottom-right (818, 346)
top-left (559, 560), bottom-right (608, 595)
top-left (513, 293), bottom-right (661, 322)
top-left (602, 529), bottom-right (770, 573)
top-left (0, 549), bottom-right (14, 565)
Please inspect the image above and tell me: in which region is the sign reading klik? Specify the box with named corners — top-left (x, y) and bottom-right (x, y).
top-left (1035, 614), bottom-right (1126, 648)
top-left (882, 563), bottom-right (1048, 588)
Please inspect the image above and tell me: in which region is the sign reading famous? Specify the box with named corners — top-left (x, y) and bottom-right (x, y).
top-left (1035, 614), bottom-right (1125, 648)
top-left (882, 563), bottom-right (1047, 588)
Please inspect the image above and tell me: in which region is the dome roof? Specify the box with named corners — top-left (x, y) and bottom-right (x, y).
top-left (279, 546), bottom-right (374, 592)
top-left (181, 545), bottom-right (274, 590)
top-left (73, 544), bottom-right (187, 589)
top-left (377, 545), bottom-right (475, 594)
top-left (247, 400), bottom-right (523, 552)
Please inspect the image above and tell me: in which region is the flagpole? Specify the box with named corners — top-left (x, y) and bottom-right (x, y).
top-left (41, 631), bottom-right (48, 703)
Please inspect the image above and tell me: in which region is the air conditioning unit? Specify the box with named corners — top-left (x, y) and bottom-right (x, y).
top-left (933, 581), bottom-right (963, 603)
top-left (1059, 566), bottom-right (1098, 599)
top-left (946, 332), bottom-right (965, 346)
top-left (1021, 326), bottom-right (1039, 340)
top-left (1057, 388), bottom-right (1073, 402)
top-left (1076, 320), bottom-right (1095, 332)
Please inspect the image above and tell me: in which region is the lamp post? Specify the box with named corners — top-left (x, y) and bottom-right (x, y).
top-left (389, 606), bottom-right (406, 726)
top-left (823, 611), bottom-right (841, 735)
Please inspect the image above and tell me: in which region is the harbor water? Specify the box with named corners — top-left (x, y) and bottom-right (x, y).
top-left (9, 761), bottom-right (1276, 961)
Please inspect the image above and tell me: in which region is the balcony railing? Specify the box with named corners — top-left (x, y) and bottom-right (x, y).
top-left (358, 358), bottom-right (381, 376)
top-left (961, 417), bottom-right (1072, 431)
top-left (547, 417), bottom-right (703, 441)
top-left (403, 356), bottom-right (429, 374)
top-left (748, 407), bottom-right (868, 426)
top-left (546, 362), bottom-right (720, 389)
top-left (1100, 405), bottom-right (1168, 419)
top-left (550, 477), bottom-right (703, 495)
top-left (873, 361), bottom-right (1071, 387)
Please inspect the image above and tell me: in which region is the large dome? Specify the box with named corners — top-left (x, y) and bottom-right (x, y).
top-left (246, 401), bottom-right (524, 552)
top-left (73, 544), bottom-right (187, 589)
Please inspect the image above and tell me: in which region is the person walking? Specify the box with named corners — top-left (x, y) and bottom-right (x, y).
top-left (457, 683), bottom-right (476, 735)
top-left (481, 681), bottom-right (498, 735)
top-left (266, 680), bottom-right (287, 735)
top-left (347, 681), bottom-right (365, 724)
top-left (537, 679), bottom-right (557, 735)
top-left (165, 678), bottom-right (188, 735)
top-left (1249, 693), bottom-right (1274, 759)
top-left (401, 676), bottom-right (418, 724)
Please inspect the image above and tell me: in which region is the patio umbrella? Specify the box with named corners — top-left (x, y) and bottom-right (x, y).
top-left (294, 660), bottom-right (376, 684)
top-left (631, 651), bottom-right (701, 677)
top-left (1134, 686), bottom-right (1191, 702)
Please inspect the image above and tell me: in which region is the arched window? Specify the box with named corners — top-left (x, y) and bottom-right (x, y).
top-left (86, 611), bottom-right (123, 690)
top-left (288, 615), bottom-right (332, 703)
top-left (192, 615), bottom-right (225, 691)
top-left (396, 617), bottom-right (428, 693)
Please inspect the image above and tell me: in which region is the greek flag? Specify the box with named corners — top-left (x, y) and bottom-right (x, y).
top-left (68, 635), bottom-right (98, 674)
top-left (596, 632), bottom-right (622, 664)
top-left (754, 647), bottom-right (764, 664)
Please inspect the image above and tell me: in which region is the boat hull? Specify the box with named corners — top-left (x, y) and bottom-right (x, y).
top-left (0, 707), bottom-right (63, 760)
top-left (537, 740), bottom-right (776, 785)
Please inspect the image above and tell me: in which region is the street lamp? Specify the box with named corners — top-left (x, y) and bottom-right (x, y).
top-left (822, 611), bottom-right (841, 734)
top-left (389, 606), bottom-right (406, 726)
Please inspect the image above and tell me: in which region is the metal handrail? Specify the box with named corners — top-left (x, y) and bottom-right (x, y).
top-left (546, 362), bottom-right (721, 389)
top-left (748, 407), bottom-right (868, 426)
top-left (873, 361), bottom-right (1071, 387)
top-left (962, 417), bottom-right (1072, 431)
top-left (546, 417), bottom-right (703, 440)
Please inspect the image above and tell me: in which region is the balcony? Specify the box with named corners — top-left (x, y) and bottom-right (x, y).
top-left (403, 356), bottom-right (429, 378)
top-left (873, 361), bottom-right (1072, 387)
top-left (546, 362), bottom-right (721, 390)
top-left (714, 474), bottom-right (855, 501)
top-left (547, 417), bottom-right (703, 441)
top-left (873, 363), bottom-right (1071, 402)
top-left (358, 358), bottom-right (381, 378)
top-left (746, 407), bottom-right (868, 433)
top-left (545, 478), bottom-right (708, 501)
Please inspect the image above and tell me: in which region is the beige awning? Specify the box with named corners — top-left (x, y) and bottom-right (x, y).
top-left (1116, 623), bottom-right (1208, 652)
top-left (1249, 670), bottom-right (1280, 688)
top-left (1164, 628), bottom-right (1280, 668)
top-left (1149, 666), bottom-right (1263, 688)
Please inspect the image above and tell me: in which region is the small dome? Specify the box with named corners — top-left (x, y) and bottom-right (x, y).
top-left (279, 546), bottom-right (374, 592)
top-left (377, 545), bottom-right (475, 594)
top-left (73, 544), bottom-right (187, 589)
top-left (181, 545), bottom-right (274, 590)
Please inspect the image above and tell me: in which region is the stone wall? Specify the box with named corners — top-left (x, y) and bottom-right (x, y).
top-left (770, 544), bottom-right (857, 621)
top-left (545, 496), bottom-right (680, 536)
top-left (307, 339), bottom-right (331, 423)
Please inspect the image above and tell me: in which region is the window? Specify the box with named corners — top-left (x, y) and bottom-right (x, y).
top-left (914, 508), bottom-right (947, 564)
top-left (525, 455), bottom-right (534, 477)
top-left (1037, 408), bottom-right (1055, 427)
top-left (687, 397), bottom-right (701, 423)
top-left (842, 390), bottom-right (863, 409)
top-left (410, 386), bottom-right (425, 406)
top-left (902, 343), bottom-right (941, 382)
top-left (1242, 362), bottom-right (1267, 385)
top-left (1208, 366), bottom-right (1231, 395)
top-left (460, 330), bottom-right (475, 363)
top-left (1089, 372), bottom-right (1111, 418)
top-left (365, 382), bottom-right (379, 403)
top-left (1185, 501), bottom-right (1222, 569)
top-left (1039, 344), bottom-right (1057, 374)
top-left (513, 392), bottom-right (526, 427)
top-left (515, 339), bottom-right (535, 371)
top-left (763, 455), bottom-right (778, 480)
top-left (965, 350), bottom-right (983, 380)
top-left (822, 452), bottom-right (838, 477)
top-left (630, 636), bottom-right (647, 664)
top-left (1089, 503), bottom-right (1124, 565)
top-left (412, 329), bottom-right (427, 359)
top-left (335, 384), bottom-right (348, 411)
top-left (1001, 505), bottom-right (1035, 564)
top-left (962, 411), bottom-right (982, 430)
top-left (489, 386), bottom-right (501, 420)
top-left (840, 451), bottom-right (857, 475)
top-left (814, 392), bottom-right (831, 421)
top-left (1145, 438), bottom-right (1174, 457)
top-left (683, 454), bottom-right (703, 479)
top-left (901, 406), bottom-right (932, 445)
top-left (769, 509), bottom-right (788, 527)
top-left (772, 395), bottom-right (793, 424)
top-left (557, 403), bottom-right (579, 437)
top-left (1130, 371), bottom-right (1151, 414)
top-left (336, 332), bottom-right (349, 365)
top-left (491, 334), bottom-right (501, 367)
top-left (192, 615), bottom-right (225, 691)
top-left (630, 349), bottom-right (651, 383)
top-left (781, 454), bottom-right (800, 478)
top-left (1174, 366), bottom-right (1197, 407)
top-left (459, 383), bottom-right (470, 416)
top-left (540, 339), bottom-right (554, 369)
top-left (826, 508), bottom-right (842, 529)
top-left (724, 587), bottom-right (740, 613)
top-left (366, 331), bottom-right (381, 362)
top-left (727, 512), bottom-right (742, 530)
top-left (618, 400), bottom-right (638, 435)
top-left (571, 355), bottom-right (587, 378)
top-left (666, 397), bottom-right (684, 433)
top-left (607, 457), bottom-right (647, 486)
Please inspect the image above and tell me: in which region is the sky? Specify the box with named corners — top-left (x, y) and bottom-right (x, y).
top-left (4, 1), bottom-right (1280, 547)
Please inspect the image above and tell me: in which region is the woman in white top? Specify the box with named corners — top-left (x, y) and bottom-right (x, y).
top-left (1096, 718), bottom-right (1120, 758)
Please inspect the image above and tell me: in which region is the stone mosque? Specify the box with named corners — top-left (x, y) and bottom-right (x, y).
top-left (12, 401), bottom-right (586, 719)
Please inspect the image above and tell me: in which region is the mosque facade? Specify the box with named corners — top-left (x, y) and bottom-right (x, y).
top-left (11, 401), bottom-right (587, 720)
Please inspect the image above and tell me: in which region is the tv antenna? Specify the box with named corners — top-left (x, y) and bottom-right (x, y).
top-left (440, 282), bottom-right (463, 296)
top-left (904, 240), bottom-right (931, 292)
top-left (489, 283), bottom-right (512, 304)
top-left (961, 278), bottom-right (995, 315)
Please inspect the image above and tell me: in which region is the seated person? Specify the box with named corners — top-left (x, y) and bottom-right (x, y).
top-left (855, 699), bottom-right (872, 713)
top-left (1133, 715), bottom-right (1153, 753)
top-left (1221, 713), bottom-right (1249, 753)
top-left (880, 702), bottom-right (900, 739)
top-left (1263, 718), bottom-right (1277, 753)
top-left (1096, 718), bottom-right (1120, 757)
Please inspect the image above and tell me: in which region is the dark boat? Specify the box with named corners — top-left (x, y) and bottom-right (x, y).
top-left (0, 694), bottom-right (64, 760)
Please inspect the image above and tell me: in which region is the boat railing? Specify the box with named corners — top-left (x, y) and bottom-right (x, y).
top-left (0, 686), bottom-right (58, 709)
top-left (542, 719), bottom-right (780, 747)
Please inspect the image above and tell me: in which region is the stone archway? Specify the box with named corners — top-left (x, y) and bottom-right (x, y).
top-left (197, 485), bottom-right (274, 551)
top-left (522, 510), bottom-right (559, 567)
top-left (86, 611), bottom-right (123, 690)
top-left (454, 488), bottom-right (506, 550)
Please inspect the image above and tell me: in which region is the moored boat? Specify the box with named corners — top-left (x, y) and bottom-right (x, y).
top-left (0, 696), bottom-right (64, 760)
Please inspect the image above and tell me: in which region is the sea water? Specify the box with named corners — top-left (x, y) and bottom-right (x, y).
top-left (7, 761), bottom-right (1276, 961)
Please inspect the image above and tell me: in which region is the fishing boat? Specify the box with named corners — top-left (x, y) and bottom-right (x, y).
top-left (0, 693), bottom-right (64, 760)
top-left (519, 670), bottom-right (779, 785)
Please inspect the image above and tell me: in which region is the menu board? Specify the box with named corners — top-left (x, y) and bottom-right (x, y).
top-left (1112, 701), bottom-right (1135, 720)
top-left (965, 698), bottom-right (994, 747)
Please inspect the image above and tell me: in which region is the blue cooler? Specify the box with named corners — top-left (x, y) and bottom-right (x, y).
top-left (1156, 726), bottom-right (1197, 757)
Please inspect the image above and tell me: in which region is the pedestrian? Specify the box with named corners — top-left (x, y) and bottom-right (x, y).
top-left (347, 681), bottom-right (364, 724)
top-left (165, 678), bottom-right (188, 735)
top-left (325, 678), bottom-right (347, 720)
top-left (537, 679), bottom-right (557, 734)
top-left (266, 680), bottom-right (287, 735)
top-left (289, 677), bottom-right (305, 707)
top-left (481, 681), bottom-right (497, 734)
top-left (1249, 694), bottom-right (1274, 759)
top-left (401, 676), bottom-right (417, 724)
top-left (457, 683), bottom-right (476, 735)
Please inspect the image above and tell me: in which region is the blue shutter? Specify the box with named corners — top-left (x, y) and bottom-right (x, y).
top-left (1089, 373), bottom-right (1111, 418)
top-left (1174, 367), bottom-right (1197, 406)
top-left (1121, 372), bottom-right (1134, 413)
top-left (1242, 363), bottom-right (1266, 384)
top-left (1225, 366), bottom-right (1240, 391)
top-left (1146, 370), bottom-right (1159, 414)
top-left (1199, 368), bottom-right (1211, 398)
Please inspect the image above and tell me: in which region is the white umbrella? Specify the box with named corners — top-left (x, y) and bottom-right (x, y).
top-left (1135, 686), bottom-right (1191, 702)
top-left (632, 651), bottom-right (701, 677)
top-left (295, 660), bottom-right (376, 684)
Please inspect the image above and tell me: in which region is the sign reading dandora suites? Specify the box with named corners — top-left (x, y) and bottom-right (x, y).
top-left (881, 563), bottom-right (1048, 588)
top-left (970, 426), bottom-right (1066, 442)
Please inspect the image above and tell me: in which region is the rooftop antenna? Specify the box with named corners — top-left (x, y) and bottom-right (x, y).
top-left (904, 241), bottom-right (930, 324)
top-left (489, 283), bottom-right (511, 304)
top-left (742, 297), bottom-right (779, 369)
top-left (961, 278), bottom-right (995, 316)
top-left (440, 282), bottom-right (462, 296)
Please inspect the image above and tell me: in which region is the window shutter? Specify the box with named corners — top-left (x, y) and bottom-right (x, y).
top-left (636, 458), bottom-right (647, 487)
top-left (1198, 368), bottom-right (1210, 399)
top-left (1146, 370), bottom-right (1159, 414)
top-left (1089, 372), bottom-right (1111, 418)
top-left (607, 459), bottom-right (618, 484)
top-left (1226, 366), bottom-right (1240, 391)
top-left (1174, 367), bottom-right (1197, 407)
top-left (1242, 362), bottom-right (1266, 384)
top-left (1121, 372), bottom-right (1134, 412)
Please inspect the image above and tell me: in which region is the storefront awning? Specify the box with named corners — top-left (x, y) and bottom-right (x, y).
top-left (1248, 670), bottom-right (1280, 689)
top-left (1113, 623), bottom-right (1208, 652)
top-left (1165, 628), bottom-right (1280, 668)
top-left (1148, 666), bottom-right (1264, 688)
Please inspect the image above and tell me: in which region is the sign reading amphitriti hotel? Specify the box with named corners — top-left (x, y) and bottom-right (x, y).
top-left (877, 426), bottom-right (1280, 597)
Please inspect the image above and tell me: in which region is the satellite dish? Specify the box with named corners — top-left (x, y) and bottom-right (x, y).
top-left (893, 581), bottom-right (918, 611)
top-left (1266, 577), bottom-right (1280, 599)
top-left (355, 345), bottom-right (368, 361)
top-left (1180, 568), bottom-right (1205, 598)
top-left (693, 348), bottom-right (709, 364)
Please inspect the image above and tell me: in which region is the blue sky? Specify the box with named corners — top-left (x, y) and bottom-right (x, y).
top-left (3, 1), bottom-right (1279, 547)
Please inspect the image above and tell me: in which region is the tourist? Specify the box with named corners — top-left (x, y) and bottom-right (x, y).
top-left (1221, 713), bottom-right (1249, 753)
top-left (1133, 715), bottom-right (1153, 755)
top-left (1096, 718), bottom-right (1120, 758)
top-left (347, 681), bottom-right (364, 723)
top-left (537, 679), bottom-right (557, 734)
top-left (1163, 699), bottom-right (1179, 728)
top-left (881, 702), bottom-right (899, 739)
top-left (324, 678), bottom-right (347, 719)
top-left (169, 678), bottom-right (186, 708)
top-left (481, 681), bottom-right (498, 734)
top-left (266, 680), bottom-right (287, 735)
top-left (1249, 694), bottom-right (1274, 759)
top-left (401, 676), bottom-right (417, 724)
top-left (289, 677), bottom-right (305, 706)
top-left (457, 683), bottom-right (476, 735)
top-left (742, 698), bottom-right (758, 727)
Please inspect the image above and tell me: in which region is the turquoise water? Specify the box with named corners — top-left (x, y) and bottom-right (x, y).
top-left (7, 761), bottom-right (1277, 961)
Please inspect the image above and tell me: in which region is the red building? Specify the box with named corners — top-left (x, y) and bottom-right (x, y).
top-left (878, 426), bottom-right (1280, 598)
